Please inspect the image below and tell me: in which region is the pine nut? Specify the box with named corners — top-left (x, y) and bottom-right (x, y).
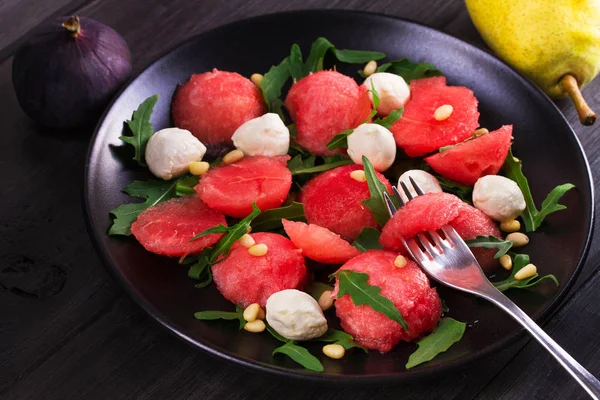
top-left (248, 243), bottom-right (268, 256)
top-left (318, 290), bottom-right (334, 311)
top-left (189, 161), bottom-right (210, 176)
top-left (500, 219), bottom-right (521, 233)
top-left (244, 319), bottom-right (266, 333)
top-left (256, 307), bottom-right (266, 320)
top-left (514, 263), bottom-right (537, 280)
top-left (433, 104), bottom-right (454, 121)
top-left (499, 254), bottom-right (513, 270)
top-left (350, 170), bottom-right (366, 182)
top-left (323, 344), bottom-right (345, 359)
top-left (243, 303), bottom-right (261, 322)
top-left (363, 60), bottom-right (377, 77)
top-left (474, 128), bottom-right (489, 136)
top-left (394, 255), bottom-right (407, 268)
top-left (223, 149), bottom-right (244, 164)
top-left (251, 73), bottom-right (264, 88)
top-left (239, 233), bottom-right (255, 248)
top-left (506, 232), bottom-right (529, 247)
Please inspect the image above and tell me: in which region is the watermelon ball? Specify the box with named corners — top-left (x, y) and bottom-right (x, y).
top-left (425, 125), bottom-right (513, 186)
top-left (131, 196), bottom-right (226, 257)
top-left (284, 70), bottom-right (372, 156)
top-left (171, 69), bottom-right (266, 146)
top-left (300, 164), bottom-right (393, 242)
top-left (195, 155), bottom-right (292, 218)
top-left (211, 232), bottom-right (307, 307)
top-left (390, 76), bottom-right (480, 157)
top-left (333, 250), bottom-right (442, 352)
top-left (282, 219), bottom-right (361, 264)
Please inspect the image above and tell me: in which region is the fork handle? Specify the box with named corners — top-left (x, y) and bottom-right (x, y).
top-left (480, 287), bottom-right (600, 400)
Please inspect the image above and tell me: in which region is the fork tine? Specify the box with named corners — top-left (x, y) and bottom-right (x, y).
top-left (383, 192), bottom-right (397, 216)
top-left (428, 230), bottom-right (446, 249)
top-left (404, 237), bottom-right (431, 262)
top-left (441, 225), bottom-right (460, 244)
top-left (399, 181), bottom-right (414, 201)
top-left (391, 186), bottom-right (406, 208)
top-left (409, 177), bottom-right (425, 196)
top-left (416, 232), bottom-right (439, 255)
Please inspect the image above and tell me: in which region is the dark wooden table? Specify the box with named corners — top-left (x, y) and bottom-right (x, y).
top-left (2, 1), bottom-right (600, 399)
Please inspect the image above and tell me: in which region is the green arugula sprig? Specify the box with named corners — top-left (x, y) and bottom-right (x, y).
top-left (287, 154), bottom-right (353, 176)
top-left (194, 305), bottom-right (247, 330)
top-left (503, 148), bottom-right (575, 232)
top-left (359, 58), bottom-right (443, 81)
top-left (405, 317), bottom-right (465, 369)
top-left (362, 156), bottom-right (394, 227)
top-left (352, 227), bottom-right (383, 252)
top-left (493, 253), bottom-right (559, 292)
top-left (267, 325), bottom-right (324, 372)
top-left (334, 270), bottom-right (408, 330)
top-left (465, 236), bottom-right (513, 259)
top-left (304, 37), bottom-right (386, 76)
top-left (312, 329), bottom-right (366, 352)
top-left (373, 107), bottom-right (404, 129)
top-left (251, 202), bottom-right (305, 231)
top-left (119, 94), bottom-right (159, 165)
top-left (435, 175), bottom-right (473, 204)
top-left (175, 175), bottom-right (199, 196)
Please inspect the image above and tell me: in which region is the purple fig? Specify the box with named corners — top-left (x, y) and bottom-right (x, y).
top-left (12, 15), bottom-right (132, 130)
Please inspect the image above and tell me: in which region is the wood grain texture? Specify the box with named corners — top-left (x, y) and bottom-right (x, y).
top-left (1, 0), bottom-right (599, 399)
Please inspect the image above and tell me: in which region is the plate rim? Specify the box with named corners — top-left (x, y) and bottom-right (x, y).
top-left (83, 9), bottom-right (595, 384)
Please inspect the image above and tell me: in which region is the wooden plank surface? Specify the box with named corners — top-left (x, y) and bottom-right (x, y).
top-left (0, 0), bottom-right (599, 399)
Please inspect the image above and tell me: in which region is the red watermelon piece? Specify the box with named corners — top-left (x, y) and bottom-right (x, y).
top-left (390, 76), bottom-right (480, 157)
top-left (300, 164), bottom-right (393, 242)
top-left (285, 70), bottom-right (372, 156)
top-left (333, 250), bottom-right (442, 352)
top-left (425, 125), bottom-right (513, 185)
top-left (131, 196), bottom-right (226, 257)
top-left (195, 156), bottom-right (292, 218)
top-left (282, 219), bottom-right (361, 264)
top-left (211, 232), bottom-right (307, 307)
top-left (171, 69), bottom-right (266, 145)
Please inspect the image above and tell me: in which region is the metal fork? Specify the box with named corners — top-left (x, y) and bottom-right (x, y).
top-left (384, 179), bottom-right (600, 399)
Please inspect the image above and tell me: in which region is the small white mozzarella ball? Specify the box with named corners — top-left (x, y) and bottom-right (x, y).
top-left (398, 170), bottom-right (443, 203)
top-left (231, 113), bottom-right (289, 156)
top-left (473, 175), bottom-right (526, 222)
top-left (145, 128), bottom-right (207, 180)
top-left (363, 72), bottom-right (410, 116)
top-left (266, 289), bottom-right (328, 341)
top-left (347, 123), bottom-right (396, 171)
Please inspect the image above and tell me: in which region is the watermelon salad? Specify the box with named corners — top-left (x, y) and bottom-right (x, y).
top-left (109, 38), bottom-right (575, 372)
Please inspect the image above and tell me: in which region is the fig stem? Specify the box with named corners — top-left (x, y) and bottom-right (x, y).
top-left (560, 74), bottom-right (597, 126)
top-left (62, 15), bottom-right (81, 38)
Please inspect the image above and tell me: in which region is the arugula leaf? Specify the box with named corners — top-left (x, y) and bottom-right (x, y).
top-left (334, 270), bottom-right (408, 330)
top-left (194, 305), bottom-right (246, 330)
top-left (251, 202), bottom-right (305, 231)
top-left (313, 329), bottom-right (367, 352)
top-left (465, 236), bottom-right (513, 259)
top-left (262, 58), bottom-right (291, 112)
top-left (352, 227), bottom-right (383, 252)
top-left (326, 129), bottom-right (354, 150)
top-left (369, 58), bottom-right (443, 82)
top-left (108, 179), bottom-right (177, 236)
top-left (288, 44), bottom-right (306, 80)
top-left (187, 250), bottom-right (212, 287)
top-left (175, 175), bottom-right (199, 196)
top-left (288, 154), bottom-right (353, 175)
top-left (436, 175), bottom-right (473, 204)
top-left (305, 37), bottom-right (385, 74)
top-left (119, 94), bottom-right (159, 166)
top-left (272, 342), bottom-right (324, 372)
top-left (362, 156), bottom-right (393, 226)
top-left (373, 107), bottom-right (403, 129)
top-left (306, 282), bottom-right (334, 301)
top-left (405, 317), bottom-right (465, 369)
top-left (493, 253), bottom-right (559, 292)
top-left (503, 148), bottom-right (575, 232)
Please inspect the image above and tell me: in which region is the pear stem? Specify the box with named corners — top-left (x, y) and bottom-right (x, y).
top-left (560, 74), bottom-right (597, 126)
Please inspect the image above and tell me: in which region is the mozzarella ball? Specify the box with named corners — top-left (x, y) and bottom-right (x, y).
top-left (266, 289), bottom-right (328, 341)
top-left (473, 175), bottom-right (526, 222)
top-left (347, 123), bottom-right (396, 171)
top-left (363, 72), bottom-right (410, 116)
top-left (231, 113), bottom-right (289, 156)
top-left (398, 170), bottom-right (443, 203)
top-left (145, 128), bottom-right (207, 180)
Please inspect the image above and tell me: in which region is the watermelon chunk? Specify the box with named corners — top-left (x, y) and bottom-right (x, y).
top-left (425, 125), bottom-right (513, 185)
top-left (131, 196), bottom-right (226, 257)
top-left (282, 219), bottom-right (361, 264)
top-left (300, 164), bottom-right (393, 242)
top-left (390, 76), bottom-right (480, 157)
top-left (171, 69), bottom-right (266, 145)
top-left (285, 70), bottom-right (372, 156)
top-left (195, 156), bottom-right (292, 218)
top-left (211, 232), bottom-right (307, 307)
top-left (333, 250), bottom-right (441, 352)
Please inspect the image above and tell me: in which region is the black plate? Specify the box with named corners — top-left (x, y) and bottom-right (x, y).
top-left (84, 10), bottom-right (594, 384)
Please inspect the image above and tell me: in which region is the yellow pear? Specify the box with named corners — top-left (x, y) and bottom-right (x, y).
top-left (466, 0), bottom-right (600, 125)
